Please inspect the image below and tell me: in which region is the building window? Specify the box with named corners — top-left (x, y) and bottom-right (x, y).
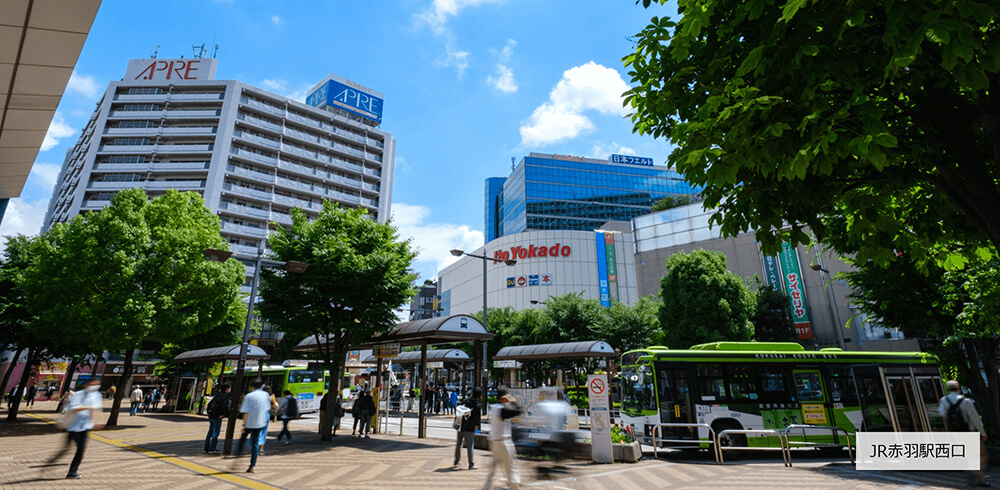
top-left (108, 138), bottom-right (150, 146)
top-left (124, 87), bottom-right (164, 95)
top-left (105, 155), bottom-right (147, 164)
top-left (121, 104), bottom-right (161, 111)
top-left (115, 120), bottom-right (157, 129)
top-left (100, 173), bottom-right (142, 182)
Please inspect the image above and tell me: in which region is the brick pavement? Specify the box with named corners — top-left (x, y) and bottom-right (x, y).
top-left (0, 400), bottom-right (992, 489)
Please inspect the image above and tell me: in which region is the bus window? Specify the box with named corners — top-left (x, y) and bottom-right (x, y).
top-left (726, 365), bottom-right (757, 401)
top-left (793, 371), bottom-right (825, 402)
top-left (758, 366), bottom-right (791, 404)
top-left (697, 364), bottom-right (725, 401)
top-left (856, 373), bottom-right (893, 431)
top-left (623, 366), bottom-right (656, 412)
top-left (916, 377), bottom-right (945, 431)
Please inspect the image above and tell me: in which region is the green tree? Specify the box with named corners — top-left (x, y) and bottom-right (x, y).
top-left (750, 283), bottom-right (796, 342)
top-left (257, 202), bottom-right (417, 441)
top-left (537, 292), bottom-right (604, 344)
top-left (24, 189), bottom-right (245, 426)
top-left (595, 295), bottom-right (661, 352)
top-left (659, 250), bottom-right (755, 348)
top-left (651, 194), bottom-right (697, 212)
top-left (624, 0), bottom-right (1000, 268)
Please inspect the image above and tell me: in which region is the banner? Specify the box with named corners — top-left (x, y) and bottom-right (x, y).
top-left (778, 243), bottom-right (813, 339)
top-left (595, 233), bottom-right (610, 307)
top-left (761, 254), bottom-right (784, 289)
top-left (605, 233), bottom-right (620, 303)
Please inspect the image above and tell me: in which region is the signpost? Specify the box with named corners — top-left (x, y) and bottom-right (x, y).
top-left (374, 343), bottom-right (401, 359)
top-left (588, 374), bottom-right (613, 463)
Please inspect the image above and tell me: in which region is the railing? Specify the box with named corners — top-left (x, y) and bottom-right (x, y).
top-left (227, 165), bottom-right (275, 184)
top-left (781, 424), bottom-right (855, 466)
top-left (650, 423), bottom-right (722, 464)
top-left (716, 429), bottom-right (790, 467)
top-left (161, 126), bottom-right (216, 135)
top-left (237, 112), bottom-right (284, 133)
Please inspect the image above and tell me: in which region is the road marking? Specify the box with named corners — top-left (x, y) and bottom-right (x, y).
top-left (522, 461), bottom-right (670, 486)
top-left (23, 412), bottom-right (280, 490)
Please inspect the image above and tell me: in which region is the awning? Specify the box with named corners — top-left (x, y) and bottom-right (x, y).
top-left (172, 345), bottom-right (270, 363)
top-left (360, 348), bottom-right (471, 365)
top-left (493, 341), bottom-right (617, 361)
top-left (294, 314), bottom-right (493, 352)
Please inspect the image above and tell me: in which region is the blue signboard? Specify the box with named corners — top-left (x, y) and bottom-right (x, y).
top-left (528, 274), bottom-right (539, 286)
top-left (609, 154), bottom-right (654, 166)
top-left (306, 79), bottom-right (383, 123)
top-left (595, 232), bottom-right (611, 307)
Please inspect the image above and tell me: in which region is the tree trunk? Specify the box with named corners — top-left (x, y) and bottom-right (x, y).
top-left (105, 349), bottom-right (134, 428)
top-left (1, 346), bottom-right (24, 400)
top-left (6, 347), bottom-right (36, 421)
top-left (56, 357), bottom-right (80, 412)
top-left (956, 340), bottom-right (1000, 434)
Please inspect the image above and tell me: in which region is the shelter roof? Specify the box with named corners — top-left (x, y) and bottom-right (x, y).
top-left (172, 345), bottom-right (270, 363)
top-left (493, 341), bottom-right (616, 361)
top-left (361, 348), bottom-right (471, 364)
top-left (293, 314), bottom-right (492, 352)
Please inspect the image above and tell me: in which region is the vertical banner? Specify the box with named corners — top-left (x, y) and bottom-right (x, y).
top-left (778, 243), bottom-right (814, 339)
top-left (588, 374), bottom-right (613, 463)
top-left (595, 232), bottom-right (611, 307)
top-left (761, 254), bottom-right (784, 290)
top-left (605, 233), bottom-right (620, 303)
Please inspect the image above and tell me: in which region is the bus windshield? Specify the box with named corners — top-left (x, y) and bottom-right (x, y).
top-left (622, 366), bottom-right (656, 412)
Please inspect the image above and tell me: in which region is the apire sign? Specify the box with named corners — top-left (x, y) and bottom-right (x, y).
top-left (124, 58), bottom-right (218, 81)
top-left (306, 75), bottom-right (384, 123)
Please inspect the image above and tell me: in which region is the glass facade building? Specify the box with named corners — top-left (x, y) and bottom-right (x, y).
top-left (486, 153), bottom-right (698, 240)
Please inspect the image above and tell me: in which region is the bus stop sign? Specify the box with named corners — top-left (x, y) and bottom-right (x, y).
top-left (588, 374), bottom-right (612, 463)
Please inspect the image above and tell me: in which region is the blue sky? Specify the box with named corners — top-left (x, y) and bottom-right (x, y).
top-left (1, 0), bottom-right (678, 284)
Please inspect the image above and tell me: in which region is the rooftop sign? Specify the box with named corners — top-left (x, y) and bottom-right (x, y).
top-left (124, 58), bottom-right (218, 81)
top-left (306, 75), bottom-right (383, 123)
top-left (609, 154), bottom-right (654, 166)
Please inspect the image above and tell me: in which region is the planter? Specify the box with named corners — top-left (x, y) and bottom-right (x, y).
top-left (613, 441), bottom-right (643, 463)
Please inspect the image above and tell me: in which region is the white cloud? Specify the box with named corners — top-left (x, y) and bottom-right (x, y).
top-left (29, 163), bottom-right (61, 191)
top-left (395, 155), bottom-right (411, 174)
top-left (391, 203), bottom-right (484, 281)
top-left (519, 62), bottom-right (630, 147)
top-left (435, 37), bottom-right (470, 78)
top-left (0, 198), bottom-right (48, 239)
top-left (487, 39), bottom-right (517, 94)
top-left (591, 142), bottom-right (636, 159)
top-left (416, 0), bottom-right (505, 78)
top-left (66, 71), bottom-right (101, 99)
top-left (40, 112), bottom-right (77, 152)
top-left (257, 79), bottom-right (311, 103)
top-left (271, 15), bottom-right (281, 25)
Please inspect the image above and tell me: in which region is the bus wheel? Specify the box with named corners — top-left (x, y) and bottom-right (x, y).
top-left (713, 420), bottom-right (746, 457)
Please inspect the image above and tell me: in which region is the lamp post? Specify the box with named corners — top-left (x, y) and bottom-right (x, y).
top-left (203, 246), bottom-right (308, 455)
top-left (450, 248), bottom-right (516, 412)
top-left (810, 259), bottom-right (846, 350)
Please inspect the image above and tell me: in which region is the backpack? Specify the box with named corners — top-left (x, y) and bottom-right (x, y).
top-left (454, 404), bottom-right (471, 430)
top-left (207, 393), bottom-right (228, 418)
top-left (285, 396), bottom-right (299, 419)
top-left (946, 396), bottom-right (969, 431)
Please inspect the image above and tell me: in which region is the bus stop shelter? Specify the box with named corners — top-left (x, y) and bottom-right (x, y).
top-left (493, 340), bottom-right (617, 389)
top-left (169, 344), bottom-right (270, 414)
top-left (361, 348), bottom-right (473, 398)
top-left (294, 314), bottom-right (492, 438)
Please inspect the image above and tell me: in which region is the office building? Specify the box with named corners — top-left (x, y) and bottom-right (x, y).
top-left (406, 280), bottom-right (440, 321)
top-left (484, 153), bottom-right (697, 241)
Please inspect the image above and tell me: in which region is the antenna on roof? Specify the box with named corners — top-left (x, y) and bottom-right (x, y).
top-left (211, 34), bottom-right (220, 58)
top-left (511, 157), bottom-right (515, 170)
top-left (151, 45), bottom-right (159, 59)
top-left (192, 43), bottom-right (207, 59)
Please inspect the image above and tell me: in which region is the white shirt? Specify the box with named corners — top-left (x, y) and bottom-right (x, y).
top-left (240, 389), bottom-right (272, 429)
top-left (131, 388), bottom-right (143, 402)
top-left (938, 392), bottom-right (986, 436)
top-left (66, 389), bottom-right (103, 432)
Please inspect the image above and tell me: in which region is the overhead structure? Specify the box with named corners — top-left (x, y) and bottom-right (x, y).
top-left (361, 348), bottom-right (471, 365)
top-left (172, 344), bottom-right (270, 363)
top-left (493, 341), bottom-right (617, 361)
top-left (0, 0), bottom-right (102, 219)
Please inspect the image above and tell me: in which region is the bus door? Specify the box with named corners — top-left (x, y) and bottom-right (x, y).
top-left (915, 373), bottom-right (946, 431)
top-left (884, 375), bottom-right (925, 431)
top-left (852, 365), bottom-right (893, 431)
top-left (791, 369), bottom-right (829, 426)
top-left (655, 363), bottom-right (695, 439)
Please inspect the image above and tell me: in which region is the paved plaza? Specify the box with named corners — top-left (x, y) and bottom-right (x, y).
top-left (0, 400), bottom-right (993, 489)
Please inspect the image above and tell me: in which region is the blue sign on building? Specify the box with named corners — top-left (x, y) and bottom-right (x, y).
top-left (609, 154), bottom-right (654, 166)
top-left (306, 79), bottom-right (383, 123)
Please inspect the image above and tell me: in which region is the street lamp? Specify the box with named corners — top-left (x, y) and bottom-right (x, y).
top-left (810, 260), bottom-right (846, 350)
top-left (203, 246), bottom-right (309, 455)
top-left (450, 248), bottom-right (516, 411)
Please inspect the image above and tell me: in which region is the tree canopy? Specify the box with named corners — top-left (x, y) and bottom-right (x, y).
top-left (257, 202), bottom-right (417, 440)
top-left (659, 249), bottom-right (755, 348)
top-left (625, 0), bottom-right (1000, 268)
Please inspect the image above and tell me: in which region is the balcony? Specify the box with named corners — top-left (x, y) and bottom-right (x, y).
top-left (332, 128), bottom-right (366, 144)
top-left (283, 126), bottom-right (322, 145)
top-left (226, 165), bottom-right (275, 185)
top-left (97, 144), bottom-right (155, 153)
top-left (277, 159), bottom-right (318, 178)
top-left (157, 143), bottom-right (214, 153)
top-left (364, 152), bottom-right (383, 164)
top-left (165, 109), bottom-right (221, 118)
top-left (281, 143), bottom-right (319, 160)
top-left (115, 94), bottom-right (167, 102)
top-left (286, 111), bottom-right (322, 129)
top-left (327, 189), bottom-right (361, 204)
top-left (235, 130), bottom-right (280, 149)
top-left (273, 194), bottom-right (316, 210)
top-left (161, 126), bottom-right (216, 135)
top-left (153, 161), bottom-right (210, 171)
top-left (326, 173), bottom-right (363, 189)
top-left (108, 110), bottom-right (163, 118)
top-left (105, 127), bottom-right (158, 136)
top-left (237, 113), bottom-right (283, 133)
top-left (332, 142), bottom-right (364, 158)
top-left (361, 197), bottom-right (379, 208)
top-left (275, 176), bottom-right (315, 194)
top-left (270, 212), bottom-right (293, 226)
top-left (330, 156), bottom-right (364, 175)
top-left (222, 182), bottom-right (273, 201)
top-left (169, 93), bottom-right (224, 101)
top-left (145, 180), bottom-right (205, 190)
top-left (229, 243), bottom-right (260, 256)
top-left (241, 97), bottom-right (285, 117)
top-left (218, 201), bottom-right (270, 219)
top-left (81, 199), bottom-right (111, 210)
top-left (367, 138), bottom-right (384, 149)
top-left (221, 221), bottom-right (268, 238)
top-left (230, 147), bottom-right (278, 166)
top-left (363, 167), bottom-right (381, 178)
top-left (362, 182), bottom-right (380, 193)
top-left (93, 163), bottom-right (148, 172)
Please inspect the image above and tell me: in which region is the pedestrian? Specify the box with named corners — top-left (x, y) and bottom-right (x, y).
top-left (358, 390), bottom-right (375, 438)
top-left (129, 385), bottom-right (143, 416)
top-left (334, 394), bottom-right (345, 432)
top-left (450, 389), bottom-right (458, 416)
top-left (142, 391), bottom-right (152, 413)
top-left (939, 380), bottom-right (991, 487)
top-left (45, 379), bottom-right (103, 479)
top-left (47, 385), bottom-right (56, 400)
top-left (107, 384), bottom-right (116, 400)
top-left (203, 383), bottom-right (230, 454)
top-left (257, 385), bottom-right (279, 455)
top-left (483, 393), bottom-right (521, 490)
top-left (407, 387), bottom-right (416, 412)
top-left (152, 388), bottom-right (162, 410)
top-left (236, 379), bottom-right (270, 473)
top-left (8, 386), bottom-right (18, 408)
top-left (319, 391), bottom-right (329, 435)
top-left (454, 387), bottom-right (482, 469)
top-left (25, 384), bottom-right (37, 408)
top-left (351, 393), bottom-right (363, 435)
top-left (276, 390), bottom-right (298, 445)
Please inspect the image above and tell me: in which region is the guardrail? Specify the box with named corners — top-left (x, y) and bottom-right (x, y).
top-left (716, 429), bottom-right (790, 467)
top-left (781, 424), bottom-right (855, 466)
top-left (649, 423), bottom-right (722, 464)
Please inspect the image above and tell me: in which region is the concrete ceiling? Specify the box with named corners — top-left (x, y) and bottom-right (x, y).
top-left (0, 0), bottom-right (102, 199)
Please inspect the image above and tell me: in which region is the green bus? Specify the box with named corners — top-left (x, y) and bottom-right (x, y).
top-left (220, 366), bottom-right (330, 413)
top-left (619, 342), bottom-right (944, 450)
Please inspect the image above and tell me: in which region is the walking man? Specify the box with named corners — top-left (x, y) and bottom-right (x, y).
top-left (455, 387), bottom-right (482, 469)
top-left (204, 383), bottom-right (230, 454)
top-left (45, 379), bottom-right (103, 479)
top-left (357, 390), bottom-right (375, 438)
top-left (276, 390), bottom-right (298, 444)
top-left (237, 379), bottom-right (270, 473)
top-left (939, 380), bottom-right (991, 487)
top-left (484, 393), bottom-right (521, 490)
top-left (25, 384), bottom-right (37, 408)
top-left (129, 385), bottom-right (143, 416)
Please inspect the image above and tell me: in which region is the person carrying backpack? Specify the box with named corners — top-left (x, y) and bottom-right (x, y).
top-left (204, 384), bottom-right (231, 454)
top-left (938, 380), bottom-right (990, 487)
top-left (276, 390), bottom-right (298, 445)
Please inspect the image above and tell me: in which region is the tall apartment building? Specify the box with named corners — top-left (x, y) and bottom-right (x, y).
top-left (485, 153), bottom-right (698, 241)
top-left (44, 58), bottom-right (394, 274)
